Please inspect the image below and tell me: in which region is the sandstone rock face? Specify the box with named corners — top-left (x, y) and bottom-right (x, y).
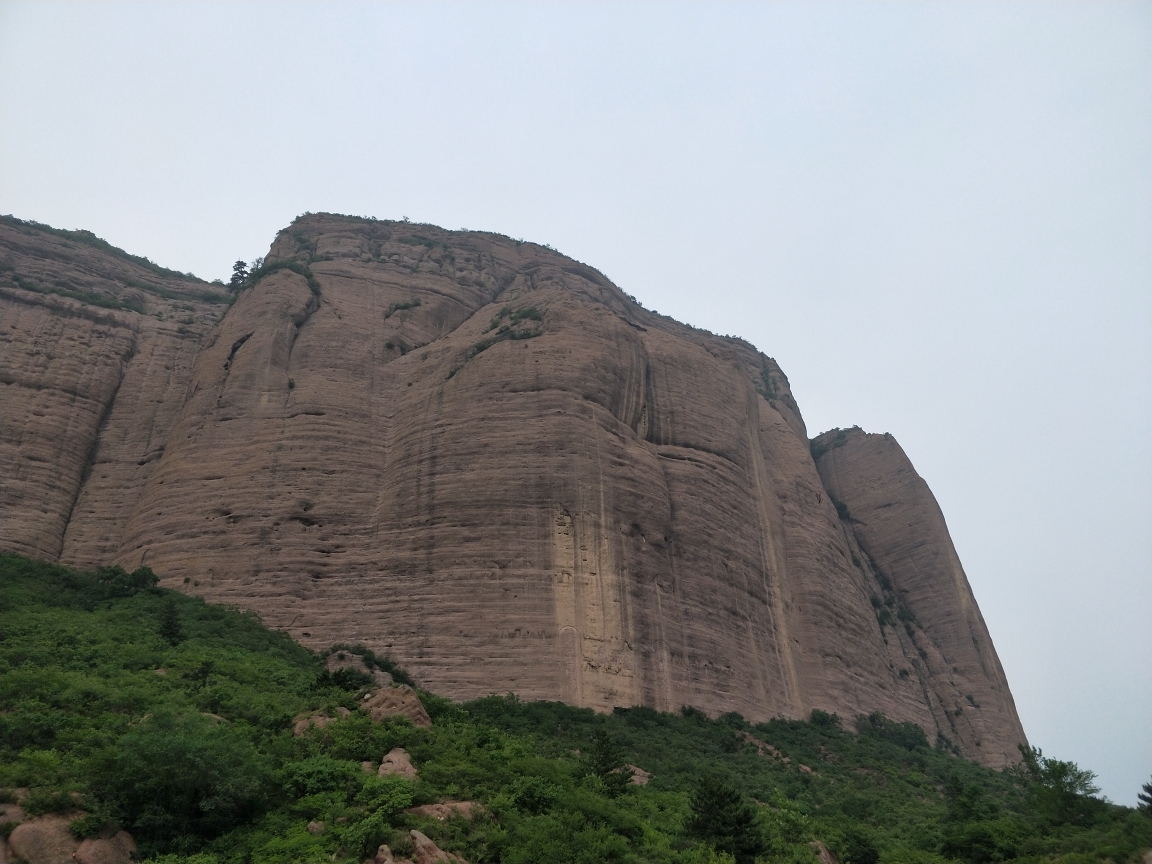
top-left (811, 427), bottom-right (1027, 764)
top-left (0, 216), bottom-right (228, 564)
top-left (0, 213), bottom-right (1026, 765)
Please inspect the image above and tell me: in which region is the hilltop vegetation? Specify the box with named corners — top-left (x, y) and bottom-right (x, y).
top-left (0, 553), bottom-right (1147, 863)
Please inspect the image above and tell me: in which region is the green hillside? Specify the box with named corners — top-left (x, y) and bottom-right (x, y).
top-left (1, 553), bottom-right (1147, 863)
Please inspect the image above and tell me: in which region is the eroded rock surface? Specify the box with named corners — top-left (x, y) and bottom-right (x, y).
top-left (362, 686), bottom-right (432, 728)
top-left (0, 213), bottom-right (1026, 765)
top-left (378, 747), bottom-right (418, 779)
top-left (811, 427), bottom-right (1027, 764)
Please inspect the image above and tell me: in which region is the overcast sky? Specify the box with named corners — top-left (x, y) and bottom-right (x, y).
top-left (2, 1), bottom-right (1148, 804)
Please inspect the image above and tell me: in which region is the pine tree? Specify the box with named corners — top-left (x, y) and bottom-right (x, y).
top-left (159, 600), bottom-right (183, 646)
top-left (586, 729), bottom-right (632, 798)
top-left (228, 259), bottom-right (249, 292)
top-left (686, 775), bottom-right (765, 864)
top-left (1138, 777), bottom-right (1152, 813)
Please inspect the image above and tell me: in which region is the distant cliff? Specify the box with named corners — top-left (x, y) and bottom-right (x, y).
top-left (0, 213), bottom-right (1026, 765)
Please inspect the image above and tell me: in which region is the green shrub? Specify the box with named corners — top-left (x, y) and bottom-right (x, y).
top-left (89, 712), bottom-right (272, 845)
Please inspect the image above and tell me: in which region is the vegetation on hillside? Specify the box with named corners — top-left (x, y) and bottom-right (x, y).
top-left (1, 552), bottom-right (1147, 864)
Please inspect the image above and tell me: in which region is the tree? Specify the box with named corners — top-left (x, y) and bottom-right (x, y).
top-left (585, 728), bottom-right (632, 798)
top-left (90, 713), bottom-right (271, 848)
top-left (1011, 744), bottom-right (1100, 825)
top-left (1138, 777), bottom-right (1152, 813)
top-left (686, 774), bottom-right (765, 864)
top-left (228, 260), bottom-right (248, 292)
top-left (95, 565), bottom-right (158, 597)
top-left (159, 599), bottom-right (183, 646)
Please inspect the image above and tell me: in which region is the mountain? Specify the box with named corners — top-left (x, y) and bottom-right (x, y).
top-left (0, 213), bottom-right (1026, 766)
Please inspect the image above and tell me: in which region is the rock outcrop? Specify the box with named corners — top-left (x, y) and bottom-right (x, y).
top-left (811, 426), bottom-right (1026, 764)
top-left (0, 213), bottom-right (1027, 765)
top-left (378, 747), bottom-right (419, 779)
top-left (362, 686), bottom-right (432, 728)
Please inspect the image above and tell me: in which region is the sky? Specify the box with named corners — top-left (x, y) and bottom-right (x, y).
top-left (1, 0), bottom-right (1148, 804)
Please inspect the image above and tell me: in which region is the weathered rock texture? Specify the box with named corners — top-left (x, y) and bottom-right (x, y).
top-left (811, 427), bottom-right (1026, 765)
top-left (0, 213), bottom-right (1026, 765)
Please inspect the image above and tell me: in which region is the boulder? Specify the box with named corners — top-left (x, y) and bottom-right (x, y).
top-left (292, 706), bottom-right (351, 736)
top-left (409, 830), bottom-right (466, 864)
top-left (378, 747), bottom-right (418, 780)
top-left (370, 845), bottom-right (412, 864)
top-left (405, 801), bottom-right (478, 821)
top-left (73, 831), bottom-right (136, 864)
top-left (626, 764), bottom-right (649, 786)
top-left (361, 686), bottom-right (431, 728)
top-left (7, 815), bottom-right (78, 864)
top-left (306, 821), bottom-right (325, 835)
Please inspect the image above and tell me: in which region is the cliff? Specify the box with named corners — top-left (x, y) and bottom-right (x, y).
top-left (0, 213), bottom-right (1026, 765)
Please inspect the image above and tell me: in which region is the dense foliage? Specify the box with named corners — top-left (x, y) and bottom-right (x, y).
top-left (1, 553), bottom-right (1147, 863)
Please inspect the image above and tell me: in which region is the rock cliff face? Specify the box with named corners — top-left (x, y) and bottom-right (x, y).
top-left (0, 213), bottom-right (1026, 766)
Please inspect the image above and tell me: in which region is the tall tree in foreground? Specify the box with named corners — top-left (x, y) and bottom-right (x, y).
top-left (686, 774), bottom-right (765, 864)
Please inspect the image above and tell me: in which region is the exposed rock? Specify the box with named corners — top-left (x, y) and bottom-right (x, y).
top-left (7, 815), bottom-right (79, 864)
top-left (0, 802), bottom-right (26, 825)
top-left (0, 216), bottom-right (227, 565)
top-left (0, 214), bottom-right (1026, 765)
top-left (362, 686), bottom-right (431, 728)
top-left (378, 747), bottom-right (418, 780)
top-left (811, 840), bottom-right (840, 864)
top-left (812, 426), bottom-right (1027, 766)
top-left (306, 821), bottom-right (324, 836)
top-left (292, 706), bottom-right (351, 736)
top-left (73, 831), bottom-right (136, 864)
top-left (625, 764), bottom-right (649, 786)
top-left (371, 845), bottom-right (413, 864)
top-left (738, 731), bottom-right (782, 759)
top-left (405, 801), bottom-right (479, 821)
top-left (409, 830), bottom-right (466, 864)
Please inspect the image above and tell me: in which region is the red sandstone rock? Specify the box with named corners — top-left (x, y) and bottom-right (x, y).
top-left (378, 747), bottom-right (418, 779)
top-left (7, 815), bottom-right (78, 864)
top-left (361, 685), bottom-right (431, 727)
top-left (812, 426), bottom-right (1027, 765)
top-left (409, 830), bottom-right (466, 864)
top-left (405, 801), bottom-right (479, 821)
top-left (0, 214), bottom-right (1027, 766)
top-left (73, 831), bottom-right (136, 864)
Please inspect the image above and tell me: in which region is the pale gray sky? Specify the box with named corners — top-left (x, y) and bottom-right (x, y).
top-left (2, 1), bottom-right (1148, 804)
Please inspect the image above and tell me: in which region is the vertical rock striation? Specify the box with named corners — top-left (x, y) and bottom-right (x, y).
top-left (0, 213), bottom-right (1027, 765)
top-left (811, 427), bottom-right (1027, 764)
